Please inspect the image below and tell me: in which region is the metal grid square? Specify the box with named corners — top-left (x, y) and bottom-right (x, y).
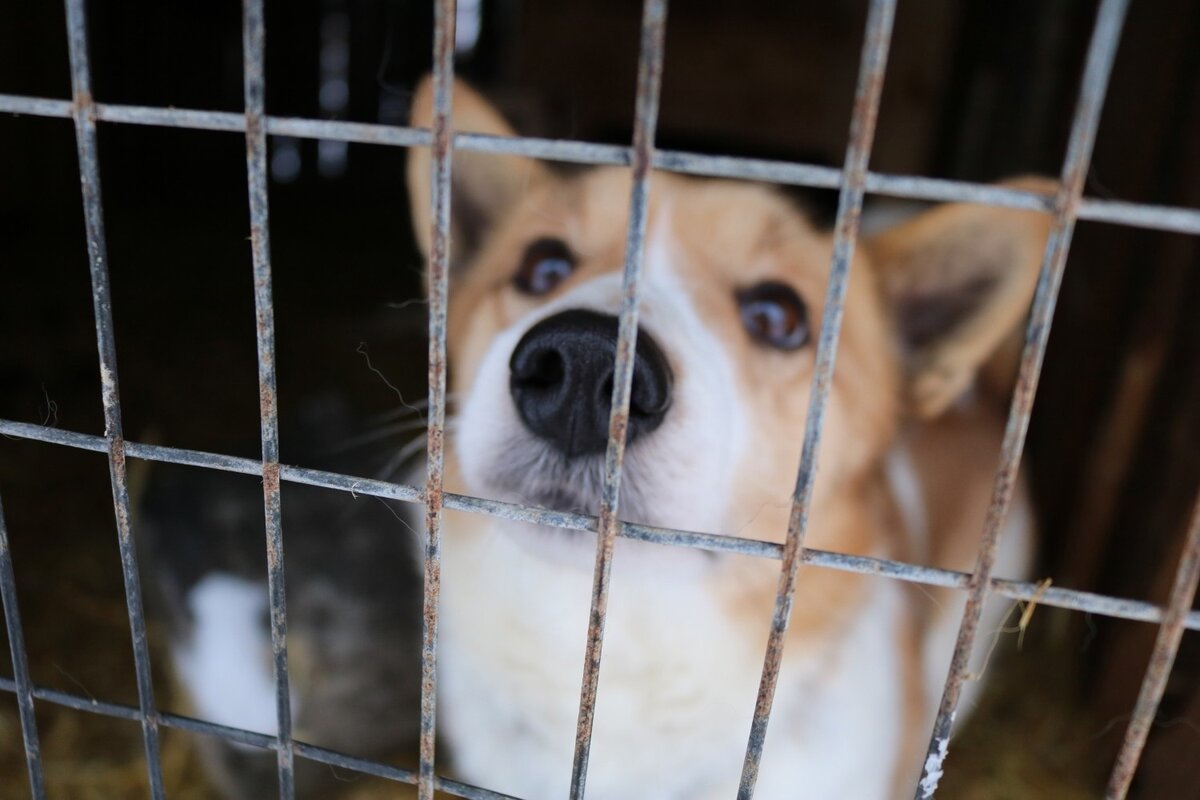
top-left (1, 0), bottom-right (1199, 799)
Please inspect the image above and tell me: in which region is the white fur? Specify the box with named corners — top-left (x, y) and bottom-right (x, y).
top-left (174, 573), bottom-right (283, 738)
top-left (752, 578), bottom-right (906, 800)
top-left (886, 444), bottom-right (930, 557)
top-left (440, 527), bottom-right (762, 799)
top-left (919, 481), bottom-right (1035, 730)
top-left (885, 438), bottom-right (1036, 730)
top-left (440, 520), bottom-right (906, 800)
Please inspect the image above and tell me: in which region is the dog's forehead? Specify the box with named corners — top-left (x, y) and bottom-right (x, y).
top-left (511, 167), bottom-right (832, 280)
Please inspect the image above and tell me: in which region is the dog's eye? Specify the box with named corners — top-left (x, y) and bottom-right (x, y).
top-left (514, 238), bottom-right (576, 295)
top-left (737, 282), bottom-right (810, 350)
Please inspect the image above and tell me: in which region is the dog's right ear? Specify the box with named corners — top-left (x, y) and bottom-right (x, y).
top-left (407, 76), bottom-right (548, 271)
top-left (867, 177), bottom-right (1056, 418)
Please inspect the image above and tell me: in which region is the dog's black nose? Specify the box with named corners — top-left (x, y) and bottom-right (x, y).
top-left (509, 309), bottom-right (673, 458)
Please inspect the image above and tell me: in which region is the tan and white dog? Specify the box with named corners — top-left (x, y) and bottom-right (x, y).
top-left (407, 77), bottom-right (1050, 800)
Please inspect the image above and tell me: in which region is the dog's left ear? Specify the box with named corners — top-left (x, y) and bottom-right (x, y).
top-left (407, 75), bottom-right (549, 271)
top-left (867, 178), bottom-right (1056, 418)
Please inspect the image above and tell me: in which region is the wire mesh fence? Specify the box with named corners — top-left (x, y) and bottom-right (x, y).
top-left (1, 0), bottom-right (1199, 799)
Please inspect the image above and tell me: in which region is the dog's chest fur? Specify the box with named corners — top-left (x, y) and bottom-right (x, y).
top-left (436, 516), bottom-right (906, 800)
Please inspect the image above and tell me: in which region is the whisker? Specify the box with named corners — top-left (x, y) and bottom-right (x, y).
top-left (376, 442), bottom-right (418, 484)
top-left (357, 341), bottom-right (458, 423)
top-left (386, 297), bottom-right (430, 312)
top-left (326, 418), bottom-right (432, 454)
top-left (366, 393), bottom-right (462, 426)
top-left (375, 421), bottom-right (459, 483)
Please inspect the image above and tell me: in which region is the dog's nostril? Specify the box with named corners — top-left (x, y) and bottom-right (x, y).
top-left (631, 385), bottom-right (670, 419)
top-left (597, 368), bottom-right (671, 420)
top-left (513, 347), bottom-right (565, 389)
top-left (630, 357), bottom-right (672, 419)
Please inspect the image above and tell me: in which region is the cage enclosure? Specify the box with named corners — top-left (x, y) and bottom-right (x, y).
top-left (1, 1), bottom-right (1198, 798)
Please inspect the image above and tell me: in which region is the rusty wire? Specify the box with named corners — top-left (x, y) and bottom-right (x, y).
top-left (1, 417), bottom-right (1197, 636)
top-left (62, 0), bottom-right (166, 795)
top-left (1105, 492), bottom-right (1200, 799)
top-left (0, 497), bottom-right (45, 798)
top-left (241, 0), bottom-right (296, 796)
top-left (567, 1), bottom-right (669, 797)
top-left (914, 1), bottom-right (1131, 796)
top-left (735, 0), bottom-right (896, 795)
top-left (0, 673), bottom-right (522, 800)
top-left (417, 0), bottom-right (458, 797)
top-left (4, 94), bottom-right (1200, 236)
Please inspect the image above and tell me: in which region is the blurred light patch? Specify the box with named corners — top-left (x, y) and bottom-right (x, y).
top-left (456, 0), bottom-right (482, 57)
top-left (317, 3), bottom-right (350, 178)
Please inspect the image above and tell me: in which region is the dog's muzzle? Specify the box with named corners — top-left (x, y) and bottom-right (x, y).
top-left (508, 309), bottom-right (673, 459)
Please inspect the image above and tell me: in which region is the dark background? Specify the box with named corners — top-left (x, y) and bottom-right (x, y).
top-left (1, 1), bottom-right (1198, 797)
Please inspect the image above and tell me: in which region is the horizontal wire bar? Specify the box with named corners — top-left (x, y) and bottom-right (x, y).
top-left (3, 417), bottom-right (1199, 631)
top-left (99, 103), bottom-right (244, 133)
top-left (6, 412), bottom-right (1198, 632)
top-left (2, 93), bottom-right (1199, 236)
top-left (0, 95), bottom-right (73, 117)
top-left (7, 418), bottom-right (1193, 639)
top-left (0, 677), bottom-right (519, 800)
top-left (1076, 197), bottom-right (1200, 234)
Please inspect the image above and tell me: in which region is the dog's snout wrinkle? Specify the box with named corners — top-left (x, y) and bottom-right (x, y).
top-left (509, 309), bottom-right (673, 458)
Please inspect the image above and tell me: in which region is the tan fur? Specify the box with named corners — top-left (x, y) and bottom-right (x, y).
top-left (406, 76), bottom-right (1049, 798)
top-left (867, 179), bottom-right (1055, 417)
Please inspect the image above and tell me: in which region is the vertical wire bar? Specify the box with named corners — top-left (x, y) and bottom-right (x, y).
top-left (62, 2), bottom-right (166, 796)
top-left (241, 2), bottom-right (295, 797)
top-left (566, 2), bottom-right (669, 797)
top-left (419, 0), bottom-right (456, 797)
top-left (913, 1), bottom-right (1130, 796)
top-left (1105, 491), bottom-right (1200, 799)
top-left (735, 1), bottom-right (896, 796)
top-left (0, 495), bottom-right (47, 799)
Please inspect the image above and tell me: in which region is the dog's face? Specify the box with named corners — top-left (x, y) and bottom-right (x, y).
top-left (433, 167), bottom-right (898, 547)
top-left (408, 79), bottom-right (1053, 557)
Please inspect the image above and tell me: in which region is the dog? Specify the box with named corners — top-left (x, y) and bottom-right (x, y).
top-left (406, 76), bottom-right (1051, 799)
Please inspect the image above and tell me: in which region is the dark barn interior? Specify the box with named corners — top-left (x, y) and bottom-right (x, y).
top-left (1, 0), bottom-right (1199, 797)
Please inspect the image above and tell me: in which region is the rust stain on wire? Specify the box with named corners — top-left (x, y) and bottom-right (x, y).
top-left (567, 2), bottom-right (669, 797)
top-left (417, 1), bottom-right (457, 798)
top-left (62, 1), bottom-right (166, 796)
top-left (1105, 490), bottom-right (1200, 799)
top-left (736, 1), bottom-right (896, 797)
top-left (241, 1), bottom-right (296, 797)
top-left (914, 1), bottom-right (1131, 797)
